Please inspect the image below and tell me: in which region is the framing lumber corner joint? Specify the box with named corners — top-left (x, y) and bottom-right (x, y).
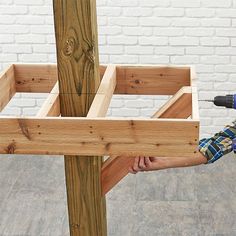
top-left (0, 64), bottom-right (200, 187)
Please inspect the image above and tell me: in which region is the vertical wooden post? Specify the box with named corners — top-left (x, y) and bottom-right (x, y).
top-left (53, 1), bottom-right (107, 235)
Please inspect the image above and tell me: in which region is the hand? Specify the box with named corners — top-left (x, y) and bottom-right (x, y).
top-left (129, 156), bottom-right (168, 174)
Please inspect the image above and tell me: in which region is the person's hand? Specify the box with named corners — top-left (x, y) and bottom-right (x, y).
top-left (129, 156), bottom-right (168, 174)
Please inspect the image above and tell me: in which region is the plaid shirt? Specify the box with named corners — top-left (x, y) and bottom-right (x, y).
top-left (199, 120), bottom-right (236, 164)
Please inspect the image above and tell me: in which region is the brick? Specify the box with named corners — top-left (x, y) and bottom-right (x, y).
top-left (97, 7), bottom-right (121, 16)
top-left (201, 19), bottom-right (231, 27)
top-left (110, 55), bottom-right (138, 63)
top-left (99, 26), bottom-right (122, 35)
top-left (125, 46), bottom-right (153, 55)
top-left (19, 54), bottom-right (48, 62)
top-left (139, 55), bottom-right (169, 64)
top-left (154, 27), bottom-right (184, 36)
top-left (107, 35), bottom-right (138, 45)
top-left (0, 34), bottom-right (14, 43)
top-left (155, 47), bottom-right (184, 55)
top-left (0, 6), bottom-right (27, 14)
top-left (112, 108), bottom-right (139, 117)
top-left (154, 8), bottom-right (184, 17)
top-left (186, 47), bottom-right (214, 55)
top-left (3, 44), bottom-right (32, 53)
top-left (108, 0), bottom-right (138, 7)
top-left (139, 36), bottom-right (168, 46)
top-left (170, 56), bottom-right (199, 64)
top-left (16, 34), bottom-right (45, 43)
top-left (123, 27), bottom-right (152, 36)
top-left (201, 56), bottom-right (230, 65)
top-left (200, 37), bottom-right (229, 46)
top-left (140, 17), bottom-right (171, 26)
top-left (185, 28), bottom-right (214, 37)
top-left (109, 17), bottom-right (138, 26)
top-left (169, 37), bottom-right (199, 46)
top-left (171, 0), bottom-right (201, 8)
top-left (216, 9), bottom-right (236, 18)
top-left (202, 0), bottom-right (231, 8)
top-left (99, 45), bottom-right (123, 54)
top-left (125, 100), bottom-right (154, 108)
top-left (10, 99), bottom-right (35, 107)
top-left (186, 9), bottom-right (215, 18)
top-left (16, 16), bottom-right (44, 25)
top-left (123, 7), bottom-right (152, 17)
top-left (139, 0), bottom-right (170, 7)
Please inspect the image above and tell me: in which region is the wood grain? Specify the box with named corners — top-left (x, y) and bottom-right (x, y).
top-left (0, 65), bottom-right (16, 112)
top-left (53, 0), bottom-right (106, 236)
top-left (14, 64), bottom-right (58, 93)
top-left (115, 65), bottom-right (191, 95)
top-left (36, 82), bottom-right (60, 117)
top-left (153, 86), bottom-right (192, 119)
top-left (0, 117), bottom-right (199, 157)
top-left (12, 64), bottom-right (190, 95)
top-left (87, 65), bottom-right (116, 118)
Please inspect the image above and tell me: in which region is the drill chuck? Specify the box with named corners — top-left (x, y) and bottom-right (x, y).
top-left (213, 95), bottom-right (236, 109)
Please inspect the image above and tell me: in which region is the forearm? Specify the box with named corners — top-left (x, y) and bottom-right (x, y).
top-left (155, 152), bottom-right (207, 170)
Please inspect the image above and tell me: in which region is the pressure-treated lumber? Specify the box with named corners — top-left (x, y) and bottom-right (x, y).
top-left (53, 1), bottom-right (106, 235)
top-left (0, 117), bottom-right (199, 157)
top-left (87, 65), bottom-right (116, 117)
top-left (0, 65), bottom-right (16, 112)
top-left (36, 82), bottom-right (60, 117)
top-left (153, 86), bottom-right (192, 118)
top-left (12, 64), bottom-right (191, 95)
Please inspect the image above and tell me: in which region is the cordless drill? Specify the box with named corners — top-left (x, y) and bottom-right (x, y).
top-left (203, 94), bottom-right (236, 153)
top-left (204, 94), bottom-right (236, 109)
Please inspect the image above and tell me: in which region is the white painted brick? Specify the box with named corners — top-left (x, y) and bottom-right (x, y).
top-left (202, 0), bottom-right (231, 8)
top-left (0, 6), bottom-right (27, 14)
top-left (201, 18), bottom-right (231, 27)
top-left (10, 98), bottom-right (35, 107)
top-left (169, 37), bottom-right (199, 46)
top-left (16, 34), bottom-right (45, 43)
top-left (16, 16), bottom-right (44, 25)
top-left (107, 36), bottom-right (137, 45)
top-left (201, 56), bottom-right (230, 65)
top-left (153, 28), bottom-right (183, 36)
top-left (125, 100), bottom-right (154, 108)
top-left (29, 6), bottom-right (53, 15)
top-left (0, 34), bottom-right (14, 43)
top-left (108, 0), bottom-right (138, 7)
top-left (172, 18), bottom-right (200, 27)
top-left (216, 47), bottom-right (236, 55)
top-left (123, 27), bottom-right (152, 36)
top-left (170, 56), bottom-right (199, 64)
top-left (125, 46), bottom-right (153, 55)
top-left (139, 55), bottom-right (169, 64)
top-left (99, 45), bottom-right (123, 54)
top-left (33, 44), bottom-right (56, 53)
top-left (98, 7), bottom-right (121, 16)
top-left (139, 37), bottom-right (168, 46)
top-left (186, 47), bottom-right (214, 55)
top-left (216, 29), bottom-right (236, 37)
top-left (171, 0), bottom-right (200, 8)
top-left (155, 47), bottom-right (184, 55)
top-left (232, 38), bottom-right (236, 46)
top-left (185, 28), bottom-right (214, 37)
top-left (140, 109), bottom-right (156, 117)
top-left (110, 55), bottom-right (138, 63)
top-left (1, 25), bottom-right (29, 34)
top-left (30, 25), bottom-right (54, 34)
top-left (22, 107), bottom-right (39, 116)
top-left (215, 65), bottom-right (236, 73)
top-left (140, 18), bottom-right (171, 27)
top-left (154, 8), bottom-right (184, 17)
top-left (0, 53), bottom-right (17, 62)
top-left (3, 44), bottom-right (32, 53)
top-left (109, 17), bottom-right (138, 26)
top-left (109, 99), bottom-right (124, 108)
top-left (112, 108), bottom-right (139, 117)
top-left (186, 9), bottom-right (215, 18)
top-left (139, 0), bottom-right (170, 7)
top-left (123, 8), bottom-right (152, 17)
top-left (14, 0), bottom-right (44, 5)
top-left (0, 15), bottom-right (16, 24)
top-left (216, 9), bottom-right (236, 18)
top-left (19, 54), bottom-right (48, 62)
top-left (200, 37), bottom-right (230, 46)
top-left (0, 107), bottom-right (21, 116)
top-left (99, 26), bottom-right (121, 35)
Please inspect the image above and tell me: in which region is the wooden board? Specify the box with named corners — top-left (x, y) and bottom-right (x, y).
top-left (153, 86), bottom-right (192, 118)
top-left (0, 117), bottom-right (199, 157)
top-left (87, 65), bottom-right (116, 118)
top-left (0, 65), bottom-right (16, 112)
top-left (12, 64), bottom-right (190, 95)
top-left (37, 82), bottom-right (60, 117)
top-left (115, 65), bottom-right (191, 95)
top-left (53, 0), bottom-right (107, 236)
top-left (14, 64), bottom-right (58, 93)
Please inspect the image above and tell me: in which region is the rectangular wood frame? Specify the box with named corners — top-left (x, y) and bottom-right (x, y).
top-left (0, 63), bottom-right (199, 158)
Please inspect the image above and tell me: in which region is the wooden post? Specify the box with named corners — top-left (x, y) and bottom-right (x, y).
top-left (53, 1), bottom-right (107, 235)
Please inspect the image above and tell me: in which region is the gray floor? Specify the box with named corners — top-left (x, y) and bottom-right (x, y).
top-left (0, 154), bottom-right (236, 236)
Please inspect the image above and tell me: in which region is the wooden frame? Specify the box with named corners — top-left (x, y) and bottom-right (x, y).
top-left (0, 63), bottom-right (199, 231)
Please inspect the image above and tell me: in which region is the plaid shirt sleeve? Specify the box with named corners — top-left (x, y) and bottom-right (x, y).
top-left (199, 121), bottom-right (236, 164)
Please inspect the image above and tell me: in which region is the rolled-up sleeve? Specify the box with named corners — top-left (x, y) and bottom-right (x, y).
top-left (199, 122), bottom-right (236, 164)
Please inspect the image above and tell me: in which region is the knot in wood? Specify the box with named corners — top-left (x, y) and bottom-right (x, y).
top-left (63, 37), bottom-right (76, 56)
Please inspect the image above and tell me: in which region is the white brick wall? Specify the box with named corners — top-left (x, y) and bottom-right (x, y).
top-left (1, 0), bottom-right (236, 138)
